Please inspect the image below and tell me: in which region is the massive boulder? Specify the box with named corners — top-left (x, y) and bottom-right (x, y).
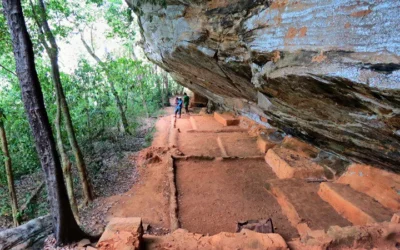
top-left (127, 0), bottom-right (400, 172)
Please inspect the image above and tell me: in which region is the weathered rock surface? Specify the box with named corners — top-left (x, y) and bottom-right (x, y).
top-left (144, 228), bottom-right (288, 249)
top-left (97, 217), bottom-right (143, 250)
top-left (127, 0), bottom-right (400, 172)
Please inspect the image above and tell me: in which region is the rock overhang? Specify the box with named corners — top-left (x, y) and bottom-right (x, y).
top-left (127, 0), bottom-right (400, 172)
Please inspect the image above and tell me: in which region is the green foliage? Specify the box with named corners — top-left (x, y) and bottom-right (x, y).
top-left (0, 0), bottom-right (183, 225)
top-left (145, 126), bottom-right (156, 147)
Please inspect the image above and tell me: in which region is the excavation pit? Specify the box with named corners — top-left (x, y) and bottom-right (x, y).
top-left (218, 133), bottom-right (264, 157)
top-left (178, 133), bottom-right (222, 156)
top-left (175, 158), bottom-right (299, 240)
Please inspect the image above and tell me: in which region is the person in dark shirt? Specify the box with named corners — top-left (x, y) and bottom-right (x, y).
top-left (183, 93), bottom-right (190, 114)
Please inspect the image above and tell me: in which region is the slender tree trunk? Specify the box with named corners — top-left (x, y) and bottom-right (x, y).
top-left (86, 109), bottom-right (91, 138)
top-left (81, 35), bottom-right (130, 134)
top-left (139, 79), bottom-right (149, 118)
top-left (162, 72), bottom-right (169, 106)
top-left (31, 0), bottom-right (94, 203)
top-left (109, 80), bottom-right (129, 133)
top-left (0, 122), bottom-right (19, 227)
top-left (54, 97), bottom-right (80, 223)
top-left (161, 84), bottom-right (166, 107)
top-left (2, 0), bottom-right (91, 244)
top-left (49, 56), bottom-right (94, 204)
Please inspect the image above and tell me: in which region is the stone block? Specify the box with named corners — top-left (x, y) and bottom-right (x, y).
top-left (337, 164), bottom-right (400, 212)
top-left (391, 213), bottom-right (400, 223)
top-left (265, 148), bottom-right (325, 179)
top-left (97, 217), bottom-right (143, 250)
top-left (257, 135), bottom-right (276, 153)
top-left (318, 183), bottom-right (392, 225)
top-left (214, 112), bottom-right (240, 126)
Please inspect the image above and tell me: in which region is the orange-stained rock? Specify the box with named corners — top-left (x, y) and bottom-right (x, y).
top-left (391, 212), bottom-right (400, 223)
top-left (291, 222), bottom-right (400, 249)
top-left (265, 148), bottom-right (325, 179)
top-left (337, 163), bottom-right (400, 212)
top-left (269, 179), bottom-right (350, 238)
top-left (214, 112), bottom-right (240, 126)
top-left (143, 228), bottom-right (288, 249)
top-left (97, 217), bottom-right (143, 250)
top-left (257, 135), bottom-right (276, 153)
top-left (190, 92), bottom-right (208, 108)
top-left (296, 223), bottom-right (311, 238)
top-left (281, 137), bottom-right (319, 158)
top-left (318, 183), bottom-right (392, 225)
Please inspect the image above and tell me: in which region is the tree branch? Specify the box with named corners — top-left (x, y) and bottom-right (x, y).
top-left (0, 63), bottom-right (17, 77)
top-left (28, 0), bottom-right (51, 53)
top-left (81, 33), bottom-right (103, 64)
top-left (37, 0), bottom-right (58, 51)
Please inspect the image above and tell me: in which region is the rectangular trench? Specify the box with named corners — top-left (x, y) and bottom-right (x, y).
top-left (174, 157), bottom-right (299, 241)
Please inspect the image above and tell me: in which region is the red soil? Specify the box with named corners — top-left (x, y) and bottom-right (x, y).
top-left (175, 158), bottom-right (298, 240)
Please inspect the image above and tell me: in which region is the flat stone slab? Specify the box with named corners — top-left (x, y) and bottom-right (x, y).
top-left (265, 147), bottom-right (325, 179)
top-left (268, 179), bottom-right (351, 235)
top-left (214, 112), bottom-right (240, 126)
top-left (97, 217), bottom-right (143, 250)
top-left (318, 183), bottom-right (393, 225)
top-left (337, 164), bottom-right (400, 212)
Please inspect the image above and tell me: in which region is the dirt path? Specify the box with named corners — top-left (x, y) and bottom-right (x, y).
top-left (104, 114), bottom-right (174, 234)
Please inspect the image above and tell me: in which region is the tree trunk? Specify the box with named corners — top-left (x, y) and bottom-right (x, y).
top-left (2, 0), bottom-right (90, 244)
top-left (162, 72), bottom-right (169, 106)
top-left (31, 0), bottom-right (94, 203)
top-left (54, 97), bottom-right (80, 223)
top-left (86, 94), bottom-right (91, 138)
top-left (109, 80), bottom-right (130, 133)
top-left (139, 79), bottom-right (149, 118)
top-left (0, 215), bottom-right (52, 250)
top-left (81, 35), bottom-right (130, 134)
top-left (0, 121), bottom-right (19, 227)
top-left (51, 57), bottom-right (94, 204)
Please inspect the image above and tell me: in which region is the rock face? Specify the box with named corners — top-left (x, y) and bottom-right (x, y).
top-left (127, 0), bottom-right (400, 172)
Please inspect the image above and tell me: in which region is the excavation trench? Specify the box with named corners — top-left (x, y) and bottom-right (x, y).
top-left (172, 157), bottom-right (299, 240)
top-left (167, 114), bottom-right (301, 239)
top-left (165, 112), bottom-right (395, 243)
top-left (100, 106), bottom-right (398, 249)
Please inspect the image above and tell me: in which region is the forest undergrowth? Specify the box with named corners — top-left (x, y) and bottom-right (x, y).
top-left (0, 116), bottom-right (159, 231)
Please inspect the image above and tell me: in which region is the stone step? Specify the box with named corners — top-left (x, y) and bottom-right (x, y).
top-left (256, 130), bottom-right (283, 153)
top-left (268, 179), bottom-right (351, 237)
top-left (265, 147), bottom-right (325, 179)
top-left (337, 164), bottom-right (400, 212)
top-left (257, 135), bottom-right (276, 153)
top-left (280, 136), bottom-right (320, 158)
top-left (318, 182), bottom-right (393, 225)
top-left (97, 217), bottom-right (143, 250)
top-left (214, 112), bottom-right (240, 126)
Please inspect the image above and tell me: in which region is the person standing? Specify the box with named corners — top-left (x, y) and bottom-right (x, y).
top-left (183, 93), bottom-right (190, 114)
top-left (175, 97), bottom-right (183, 118)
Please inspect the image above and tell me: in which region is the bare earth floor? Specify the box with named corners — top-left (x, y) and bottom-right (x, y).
top-left (176, 158), bottom-right (299, 240)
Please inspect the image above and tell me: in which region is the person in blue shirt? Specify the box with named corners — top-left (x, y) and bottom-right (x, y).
top-left (175, 97), bottom-right (183, 118)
